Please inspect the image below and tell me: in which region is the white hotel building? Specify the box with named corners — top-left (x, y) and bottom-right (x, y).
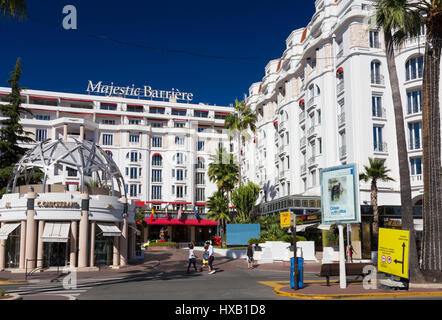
top-left (0, 85), bottom-right (235, 244)
top-left (242, 0), bottom-right (440, 257)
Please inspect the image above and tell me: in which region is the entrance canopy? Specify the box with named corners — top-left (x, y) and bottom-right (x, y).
top-left (42, 222), bottom-right (71, 242)
top-left (144, 218), bottom-right (217, 226)
top-left (97, 222), bottom-right (122, 237)
top-left (0, 223), bottom-right (20, 240)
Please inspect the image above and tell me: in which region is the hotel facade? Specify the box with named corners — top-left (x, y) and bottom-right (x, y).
top-left (0, 84), bottom-right (235, 270)
top-left (241, 0), bottom-right (441, 258)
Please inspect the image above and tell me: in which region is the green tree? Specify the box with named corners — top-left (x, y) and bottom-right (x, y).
top-left (0, 57), bottom-right (35, 197)
top-left (359, 158), bottom-right (395, 247)
top-left (225, 99), bottom-right (257, 184)
top-left (258, 215), bottom-right (285, 241)
top-left (231, 181), bottom-right (260, 224)
top-left (208, 147), bottom-right (238, 203)
top-left (0, 0), bottom-right (27, 19)
top-left (207, 191), bottom-right (231, 244)
top-left (375, 0), bottom-right (424, 282)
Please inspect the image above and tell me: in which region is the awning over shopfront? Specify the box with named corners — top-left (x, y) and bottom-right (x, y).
top-left (0, 223), bottom-right (20, 240)
top-left (42, 222), bottom-right (71, 242)
top-left (144, 218), bottom-right (217, 226)
top-left (97, 222), bottom-right (122, 237)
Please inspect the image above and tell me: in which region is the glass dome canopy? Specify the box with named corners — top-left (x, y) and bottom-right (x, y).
top-left (7, 137), bottom-right (126, 197)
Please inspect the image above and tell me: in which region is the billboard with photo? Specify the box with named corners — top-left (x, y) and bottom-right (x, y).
top-left (320, 163), bottom-right (361, 225)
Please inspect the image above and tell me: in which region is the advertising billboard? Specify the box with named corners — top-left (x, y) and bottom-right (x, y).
top-left (320, 163), bottom-right (361, 225)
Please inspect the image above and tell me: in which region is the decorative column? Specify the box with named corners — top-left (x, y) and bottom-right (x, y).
top-left (89, 221), bottom-right (95, 267)
top-left (167, 226), bottom-right (173, 242)
top-left (0, 222), bottom-right (5, 270)
top-left (19, 220), bottom-right (26, 270)
top-left (78, 192), bottom-right (89, 268)
top-left (190, 226), bottom-right (195, 243)
top-left (63, 124), bottom-right (68, 140)
top-left (143, 226), bottom-right (149, 243)
top-left (25, 187), bottom-right (37, 270)
top-left (36, 220), bottom-right (45, 269)
top-left (129, 227), bottom-right (136, 260)
top-left (113, 235), bottom-right (120, 267)
top-left (70, 220), bottom-right (78, 268)
top-left (79, 125), bottom-right (84, 142)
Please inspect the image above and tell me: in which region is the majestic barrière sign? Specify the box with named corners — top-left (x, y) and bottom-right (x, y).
top-left (86, 80), bottom-right (194, 102)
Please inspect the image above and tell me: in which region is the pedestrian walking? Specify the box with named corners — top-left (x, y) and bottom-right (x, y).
top-left (200, 243), bottom-right (209, 272)
top-left (206, 240), bottom-right (216, 274)
top-left (186, 243), bottom-right (198, 273)
top-left (347, 244), bottom-right (354, 263)
top-left (247, 244), bottom-right (255, 269)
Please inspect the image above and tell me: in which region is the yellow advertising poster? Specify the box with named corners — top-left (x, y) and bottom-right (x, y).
top-left (378, 228), bottom-right (410, 279)
top-left (280, 211), bottom-right (293, 228)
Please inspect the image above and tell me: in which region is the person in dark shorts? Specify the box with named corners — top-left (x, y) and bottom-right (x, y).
top-left (186, 243), bottom-right (198, 273)
top-left (247, 244), bottom-right (255, 269)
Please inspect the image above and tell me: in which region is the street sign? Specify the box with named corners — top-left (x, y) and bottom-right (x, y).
top-left (378, 228), bottom-right (410, 279)
top-left (280, 211), bottom-right (294, 228)
top-left (320, 164), bottom-right (361, 225)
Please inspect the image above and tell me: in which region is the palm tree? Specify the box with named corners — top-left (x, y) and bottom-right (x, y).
top-left (406, 0), bottom-right (442, 278)
top-left (374, 0), bottom-right (424, 281)
top-left (225, 99), bottom-right (257, 184)
top-left (359, 158), bottom-right (395, 247)
top-left (0, 0), bottom-right (27, 19)
top-left (207, 191), bottom-right (231, 246)
top-left (208, 147), bottom-right (238, 201)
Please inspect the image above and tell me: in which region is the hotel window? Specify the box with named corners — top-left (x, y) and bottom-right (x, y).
top-left (130, 167), bottom-right (138, 179)
top-left (369, 30), bottom-right (380, 48)
top-left (149, 107), bottom-right (165, 114)
top-left (35, 129), bottom-right (47, 142)
top-left (373, 125), bottom-right (385, 151)
top-left (372, 95), bottom-right (383, 117)
top-left (196, 172), bottom-right (205, 185)
top-left (311, 170), bottom-right (317, 187)
top-left (407, 90), bottom-right (422, 114)
top-left (410, 157), bottom-right (422, 176)
top-left (172, 109), bottom-right (186, 116)
top-left (318, 138), bottom-right (322, 154)
top-left (36, 115), bottom-right (50, 121)
top-left (129, 184), bottom-right (137, 197)
top-left (152, 186), bottom-right (162, 200)
top-left (152, 154), bottom-right (162, 166)
top-left (336, 39), bottom-right (343, 56)
top-left (130, 151), bottom-right (138, 162)
top-left (218, 142), bottom-right (223, 149)
top-left (67, 167), bottom-right (77, 177)
top-left (151, 122), bottom-right (164, 128)
top-left (174, 122), bottom-right (186, 128)
top-left (197, 127), bottom-right (206, 132)
top-left (128, 119), bottom-right (141, 125)
top-left (196, 188), bottom-right (205, 201)
top-left (196, 157), bottom-right (205, 169)
top-left (152, 169), bottom-right (162, 183)
top-left (175, 153), bottom-right (184, 165)
top-left (215, 113), bottom-right (227, 120)
top-left (102, 134), bottom-right (113, 145)
top-left (176, 186), bottom-right (184, 198)
top-left (100, 103), bottom-right (117, 111)
top-left (176, 169), bottom-right (184, 181)
top-left (194, 110), bottom-right (208, 118)
top-left (127, 105), bottom-right (143, 112)
top-left (175, 136), bottom-right (185, 145)
top-left (197, 140), bottom-right (205, 151)
top-left (408, 122), bottom-right (422, 150)
top-left (129, 134), bottom-right (140, 143)
top-left (102, 119), bottom-right (116, 125)
top-left (152, 136), bottom-right (162, 148)
top-left (370, 61), bottom-right (383, 84)
top-left (405, 56), bottom-right (424, 81)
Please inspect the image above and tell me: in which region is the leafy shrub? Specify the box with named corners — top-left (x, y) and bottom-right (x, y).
top-left (277, 235), bottom-right (307, 243)
top-left (248, 238), bottom-right (266, 245)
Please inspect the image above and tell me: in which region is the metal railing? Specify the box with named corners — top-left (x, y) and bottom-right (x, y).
top-left (371, 74), bottom-right (385, 85)
top-left (374, 142), bottom-right (388, 153)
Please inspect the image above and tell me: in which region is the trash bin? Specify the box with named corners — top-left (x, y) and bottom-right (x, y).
top-left (290, 257), bottom-right (304, 289)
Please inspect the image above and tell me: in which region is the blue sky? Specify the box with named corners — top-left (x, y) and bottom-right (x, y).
top-left (0, 0), bottom-right (315, 106)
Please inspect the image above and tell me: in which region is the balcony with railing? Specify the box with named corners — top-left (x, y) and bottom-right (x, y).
top-left (300, 136), bottom-right (306, 148)
top-left (371, 74), bottom-right (385, 85)
top-left (300, 164), bottom-right (307, 175)
top-left (338, 112), bottom-right (345, 126)
top-left (339, 145), bottom-right (347, 158)
top-left (374, 142), bottom-right (388, 153)
top-left (299, 111), bottom-right (306, 123)
top-left (308, 155), bottom-right (317, 167)
top-left (306, 96), bottom-right (318, 111)
top-left (336, 81), bottom-right (344, 94)
top-left (411, 174), bottom-right (423, 187)
top-left (307, 125), bottom-right (319, 138)
top-left (372, 107), bottom-right (387, 119)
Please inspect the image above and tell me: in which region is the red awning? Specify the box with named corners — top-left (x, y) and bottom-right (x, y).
top-left (144, 218), bottom-right (217, 226)
top-left (29, 95), bottom-right (58, 100)
top-left (97, 113), bottom-right (121, 118)
top-left (61, 98), bottom-right (93, 103)
top-left (127, 115), bottom-right (144, 119)
top-left (195, 202), bottom-right (207, 206)
top-left (101, 102), bottom-right (117, 106)
top-left (299, 99), bottom-right (305, 105)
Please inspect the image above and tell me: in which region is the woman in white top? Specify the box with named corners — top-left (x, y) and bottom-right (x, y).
top-left (206, 240), bottom-right (216, 274)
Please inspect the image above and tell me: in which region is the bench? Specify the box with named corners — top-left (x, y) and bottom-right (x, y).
top-left (317, 263), bottom-right (375, 286)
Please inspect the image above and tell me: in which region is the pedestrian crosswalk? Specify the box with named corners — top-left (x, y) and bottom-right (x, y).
top-left (5, 279), bottom-right (94, 299)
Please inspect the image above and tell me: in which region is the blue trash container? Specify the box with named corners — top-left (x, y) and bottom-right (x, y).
top-left (290, 257), bottom-right (304, 289)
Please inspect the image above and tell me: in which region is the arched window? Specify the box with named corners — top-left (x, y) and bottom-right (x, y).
top-left (152, 154), bottom-right (162, 166)
top-left (370, 60), bottom-right (383, 84)
top-left (405, 55), bottom-right (423, 81)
